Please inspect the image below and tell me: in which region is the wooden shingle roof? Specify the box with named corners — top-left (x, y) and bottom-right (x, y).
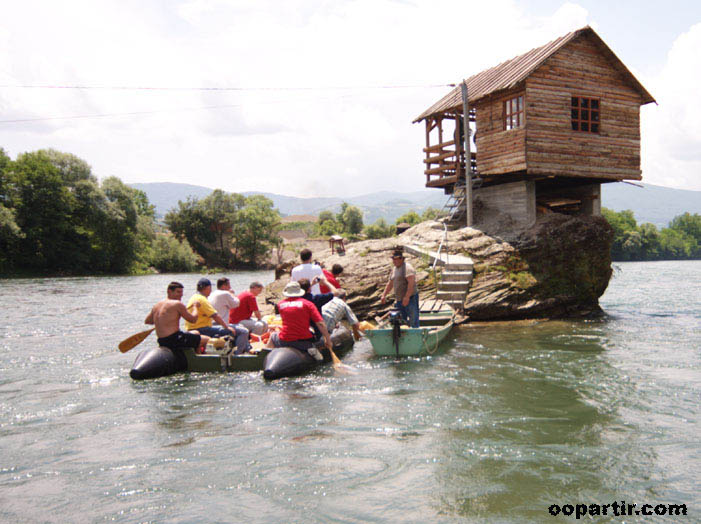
top-left (413, 26), bottom-right (655, 123)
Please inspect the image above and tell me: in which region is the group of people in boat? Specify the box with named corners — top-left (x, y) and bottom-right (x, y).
top-left (144, 247), bottom-right (382, 361)
top-left (267, 248), bottom-right (362, 360)
top-left (145, 278), bottom-right (268, 355)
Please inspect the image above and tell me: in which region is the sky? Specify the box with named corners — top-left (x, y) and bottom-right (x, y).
top-left (1, 0), bottom-right (700, 197)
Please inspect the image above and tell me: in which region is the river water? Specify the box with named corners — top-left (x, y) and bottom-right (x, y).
top-left (1, 262), bottom-right (699, 523)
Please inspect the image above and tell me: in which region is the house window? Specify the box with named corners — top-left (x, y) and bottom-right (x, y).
top-left (504, 95), bottom-right (524, 130)
top-left (571, 96), bottom-right (599, 133)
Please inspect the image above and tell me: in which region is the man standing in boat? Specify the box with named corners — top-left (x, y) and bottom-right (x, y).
top-left (380, 249), bottom-right (420, 328)
top-left (265, 281), bottom-right (333, 361)
top-left (291, 248), bottom-right (324, 294)
top-left (185, 278), bottom-right (235, 341)
top-left (145, 281), bottom-right (209, 353)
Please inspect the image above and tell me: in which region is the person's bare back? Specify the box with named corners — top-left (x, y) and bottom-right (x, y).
top-left (145, 283), bottom-right (199, 338)
top-left (148, 299), bottom-right (193, 338)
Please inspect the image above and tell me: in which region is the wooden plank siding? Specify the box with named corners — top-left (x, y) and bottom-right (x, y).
top-left (474, 91), bottom-right (527, 175)
top-left (524, 33), bottom-right (643, 180)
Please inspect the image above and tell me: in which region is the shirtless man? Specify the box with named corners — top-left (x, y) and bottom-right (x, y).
top-left (145, 281), bottom-right (209, 352)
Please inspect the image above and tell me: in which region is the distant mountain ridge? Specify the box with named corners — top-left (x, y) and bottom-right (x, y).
top-left (130, 181), bottom-right (701, 228)
top-left (131, 182), bottom-right (447, 224)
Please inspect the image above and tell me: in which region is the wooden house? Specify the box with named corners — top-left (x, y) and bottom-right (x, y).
top-left (413, 26), bottom-right (655, 226)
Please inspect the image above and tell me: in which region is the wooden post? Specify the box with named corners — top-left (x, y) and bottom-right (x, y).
top-left (461, 81), bottom-right (473, 227)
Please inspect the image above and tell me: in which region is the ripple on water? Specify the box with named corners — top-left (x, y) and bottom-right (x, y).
top-left (1, 265), bottom-right (700, 522)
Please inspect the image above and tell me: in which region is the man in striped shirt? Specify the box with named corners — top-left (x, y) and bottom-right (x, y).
top-left (321, 289), bottom-right (362, 342)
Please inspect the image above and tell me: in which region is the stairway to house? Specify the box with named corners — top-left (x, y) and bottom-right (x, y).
top-left (439, 176), bottom-right (482, 229)
top-left (404, 245), bottom-right (473, 313)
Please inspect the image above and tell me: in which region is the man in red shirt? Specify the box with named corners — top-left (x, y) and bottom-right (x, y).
top-left (265, 281), bottom-right (332, 360)
top-left (319, 264), bottom-right (343, 294)
top-left (229, 282), bottom-right (268, 335)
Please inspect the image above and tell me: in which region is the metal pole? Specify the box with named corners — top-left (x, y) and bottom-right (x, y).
top-left (460, 81), bottom-right (473, 227)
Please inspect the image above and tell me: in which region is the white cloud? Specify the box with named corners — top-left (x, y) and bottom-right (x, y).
top-left (5, 0), bottom-right (695, 196)
top-left (642, 22), bottom-right (701, 190)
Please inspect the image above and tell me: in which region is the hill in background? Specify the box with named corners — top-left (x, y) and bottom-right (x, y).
top-left (131, 181), bottom-right (701, 229)
top-left (131, 182), bottom-right (446, 224)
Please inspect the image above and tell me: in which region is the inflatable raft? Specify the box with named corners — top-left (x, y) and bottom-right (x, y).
top-left (129, 326), bottom-right (353, 381)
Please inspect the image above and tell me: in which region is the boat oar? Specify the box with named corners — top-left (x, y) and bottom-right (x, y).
top-left (328, 345), bottom-right (356, 375)
top-left (118, 327), bottom-right (155, 353)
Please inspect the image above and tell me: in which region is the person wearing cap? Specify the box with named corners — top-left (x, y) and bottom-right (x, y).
top-left (185, 277), bottom-right (236, 345)
top-left (265, 280), bottom-right (333, 361)
top-left (380, 249), bottom-right (420, 328)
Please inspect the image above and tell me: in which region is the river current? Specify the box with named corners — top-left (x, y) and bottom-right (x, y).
top-left (1, 262), bottom-right (699, 523)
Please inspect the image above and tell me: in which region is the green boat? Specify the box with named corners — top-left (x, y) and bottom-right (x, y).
top-left (365, 310), bottom-right (455, 357)
top-left (184, 347), bottom-right (271, 372)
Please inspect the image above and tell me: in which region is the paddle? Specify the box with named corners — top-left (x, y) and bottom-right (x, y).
top-left (118, 327), bottom-right (155, 353)
top-left (329, 347), bottom-right (356, 374)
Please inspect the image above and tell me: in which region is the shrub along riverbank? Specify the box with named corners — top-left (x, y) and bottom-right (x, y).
top-left (0, 147), bottom-right (281, 276)
top-left (603, 208), bottom-right (701, 261)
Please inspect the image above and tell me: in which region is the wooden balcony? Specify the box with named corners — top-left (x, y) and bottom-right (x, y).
top-left (423, 139), bottom-right (476, 189)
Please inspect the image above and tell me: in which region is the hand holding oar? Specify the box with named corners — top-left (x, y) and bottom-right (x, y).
top-left (118, 327), bottom-right (155, 353)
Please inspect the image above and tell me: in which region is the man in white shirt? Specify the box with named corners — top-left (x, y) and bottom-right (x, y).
top-left (290, 248), bottom-right (324, 294)
top-left (209, 277), bottom-right (250, 354)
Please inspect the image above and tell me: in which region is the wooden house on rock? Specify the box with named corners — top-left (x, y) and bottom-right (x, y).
top-left (414, 26), bottom-right (655, 227)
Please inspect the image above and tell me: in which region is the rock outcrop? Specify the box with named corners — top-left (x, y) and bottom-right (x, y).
top-left (263, 213), bottom-right (614, 322)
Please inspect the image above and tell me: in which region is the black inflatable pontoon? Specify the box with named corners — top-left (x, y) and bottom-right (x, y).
top-left (129, 326), bottom-right (354, 381)
top-left (263, 326), bottom-right (354, 380)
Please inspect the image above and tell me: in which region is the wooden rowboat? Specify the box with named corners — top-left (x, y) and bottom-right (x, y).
top-left (365, 309), bottom-right (455, 357)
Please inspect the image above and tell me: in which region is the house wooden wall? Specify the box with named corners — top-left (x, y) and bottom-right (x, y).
top-left (472, 32), bottom-right (643, 182)
top-left (474, 91), bottom-right (527, 175)
top-left (525, 33), bottom-right (643, 180)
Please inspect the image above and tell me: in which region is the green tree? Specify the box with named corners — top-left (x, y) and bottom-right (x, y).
top-left (602, 208), bottom-right (638, 260)
top-left (340, 204), bottom-right (363, 235)
top-left (422, 207), bottom-right (440, 221)
top-left (669, 213), bottom-right (701, 245)
top-left (148, 234), bottom-right (199, 272)
top-left (659, 228), bottom-right (695, 259)
top-left (638, 223), bottom-right (662, 260)
top-left (0, 147), bottom-right (160, 275)
top-left (232, 194), bottom-right (281, 266)
top-left (317, 219), bottom-right (341, 236)
top-left (316, 209), bottom-right (341, 236)
top-left (318, 210), bottom-right (335, 223)
top-left (395, 211), bottom-right (422, 226)
top-left (364, 218), bottom-right (395, 239)
top-left (0, 148), bottom-right (22, 271)
top-left (98, 176), bottom-right (144, 273)
top-left (165, 190), bottom-right (280, 268)
top-left (9, 151), bottom-right (78, 271)
top-left (166, 191), bottom-right (243, 267)
top-left (334, 202), bottom-right (364, 235)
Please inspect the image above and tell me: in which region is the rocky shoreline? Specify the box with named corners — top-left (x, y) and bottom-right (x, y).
top-left (263, 213), bottom-right (614, 323)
